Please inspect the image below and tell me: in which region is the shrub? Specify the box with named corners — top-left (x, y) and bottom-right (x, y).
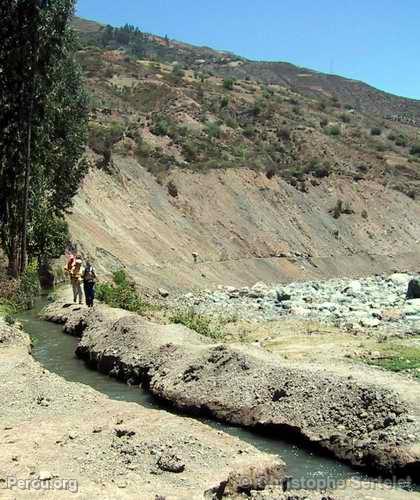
top-left (4, 314), bottom-right (15, 326)
top-left (410, 144), bottom-right (420, 156)
top-left (206, 121), bottom-right (221, 139)
top-left (169, 308), bottom-right (224, 340)
top-left (223, 78), bottom-right (235, 90)
top-left (277, 128), bottom-right (291, 141)
top-left (88, 122), bottom-right (125, 155)
top-left (387, 132), bottom-right (397, 141)
top-left (320, 118), bottom-right (328, 128)
top-left (339, 113), bottom-right (351, 123)
top-left (150, 117), bottom-right (170, 137)
top-left (96, 270), bottom-right (151, 314)
top-left (342, 201), bottom-right (354, 214)
top-left (326, 126), bottom-right (341, 137)
top-left (332, 199), bottom-right (343, 219)
top-left (243, 125), bottom-right (256, 138)
top-left (170, 64), bottom-right (185, 83)
top-left (361, 209), bottom-right (368, 219)
top-left (15, 261), bottom-right (40, 310)
top-left (220, 95), bottom-right (229, 109)
top-left (167, 180), bottom-right (178, 197)
top-left (395, 135), bottom-right (408, 147)
top-left (370, 127), bottom-right (382, 136)
top-left (266, 166), bottom-right (276, 179)
top-left (312, 164), bottom-right (330, 178)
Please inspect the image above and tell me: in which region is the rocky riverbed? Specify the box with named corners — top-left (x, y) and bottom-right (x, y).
top-left (174, 273), bottom-right (420, 332)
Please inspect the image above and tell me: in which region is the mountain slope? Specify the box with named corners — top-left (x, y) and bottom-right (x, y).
top-left (73, 16), bottom-right (420, 125)
top-left (65, 17), bottom-right (420, 288)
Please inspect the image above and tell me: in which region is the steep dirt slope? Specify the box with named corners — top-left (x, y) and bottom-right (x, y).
top-left (68, 156), bottom-right (420, 290)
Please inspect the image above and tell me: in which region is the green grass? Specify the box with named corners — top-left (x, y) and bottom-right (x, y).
top-left (96, 269), bottom-right (157, 315)
top-left (365, 344), bottom-right (420, 379)
top-left (169, 308), bottom-right (225, 340)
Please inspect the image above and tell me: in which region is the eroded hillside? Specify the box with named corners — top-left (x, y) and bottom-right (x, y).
top-left (66, 20), bottom-right (420, 289)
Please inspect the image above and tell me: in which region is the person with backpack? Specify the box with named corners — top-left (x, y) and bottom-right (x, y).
top-left (69, 254), bottom-right (84, 304)
top-left (82, 261), bottom-right (97, 308)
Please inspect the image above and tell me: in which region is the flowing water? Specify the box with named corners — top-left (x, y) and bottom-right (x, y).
top-left (17, 299), bottom-right (376, 490)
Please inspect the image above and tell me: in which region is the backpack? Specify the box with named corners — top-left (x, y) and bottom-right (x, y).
top-left (84, 265), bottom-right (96, 283)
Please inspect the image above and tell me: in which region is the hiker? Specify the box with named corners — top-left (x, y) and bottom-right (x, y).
top-left (82, 261), bottom-right (97, 308)
top-left (64, 252), bottom-right (75, 276)
top-left (69, 254), bottom-right (84, 304)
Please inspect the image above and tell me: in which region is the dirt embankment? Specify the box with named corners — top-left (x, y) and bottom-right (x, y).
top-left (68, 159), bottom-right (420, 291)
top-left (0, 319), bottom-right (288, 499)
top-left (43, 302), bottom-right (420, 480)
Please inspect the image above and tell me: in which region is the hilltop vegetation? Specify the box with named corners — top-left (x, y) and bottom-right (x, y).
top-left (71, 18), bottom-right (420, 200)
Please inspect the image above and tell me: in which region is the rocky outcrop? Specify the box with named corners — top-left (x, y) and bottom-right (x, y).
top-left (0, 319), bottom-right (287, 498)
top-left (43, 302), bottom-right (420, 479)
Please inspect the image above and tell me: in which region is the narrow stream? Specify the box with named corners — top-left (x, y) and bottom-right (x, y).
top-left (17, 300), bottom-right (372, 490)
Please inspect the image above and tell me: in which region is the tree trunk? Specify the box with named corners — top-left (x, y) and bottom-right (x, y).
top-left (20, 97), bottom-right (34, 275)
top-left (7, 239), bottom-right (19, 278)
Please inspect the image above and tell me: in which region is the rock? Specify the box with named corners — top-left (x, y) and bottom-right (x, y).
top-left (342, 280), bottom-right (362, 296)
top-left (406, 279), bottom-right (420, 299)
top-left (38, 470), bottom-right (53, 481)
top-left (276, 289), bottom-right (291, 302)
top-left (360, 318), bottom-right (381, 328)
top-left (158, 288), bottom-right (170, 298)
top-left (157, 453), bottom-right (185, 473)
top-left (248, 282), bottom-right (269, 298)
top-left (388, 273), bottom-right (410, 286)
top-left (221, 462), bottom-right (288, 496)
top-left (380, 309), bottom-right (402, 322)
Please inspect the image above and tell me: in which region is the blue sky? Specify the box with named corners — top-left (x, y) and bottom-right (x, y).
top-left (76, 0), bottom-right (420, 99)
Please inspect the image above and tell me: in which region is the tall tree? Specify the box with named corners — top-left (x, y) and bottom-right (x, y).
top-left (0, 0), bottom-right (88, 276)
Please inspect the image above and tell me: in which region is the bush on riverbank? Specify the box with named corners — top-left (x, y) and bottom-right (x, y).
top-left (96, 269), bottom-right (152, 314)
top-left (0, 260), bottom-right (40, 315)
top-left (169, 308), bottom-right (225, 340)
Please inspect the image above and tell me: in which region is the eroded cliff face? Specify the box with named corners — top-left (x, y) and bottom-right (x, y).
top-left (67, 155), bottom-right (420, 290)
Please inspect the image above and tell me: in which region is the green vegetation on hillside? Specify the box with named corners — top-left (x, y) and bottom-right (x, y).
top-left (73, 28), bottom-right (420, 201)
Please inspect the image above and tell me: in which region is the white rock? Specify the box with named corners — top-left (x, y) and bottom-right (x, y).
top-left (388, 273), bottom-right (410, 286)
top-left (360, 318), bottom-right (381, 328)
top-left (38, 471), bottom-right (53, 481)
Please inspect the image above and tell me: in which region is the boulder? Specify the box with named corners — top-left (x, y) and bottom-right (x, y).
top-left (360, 318), bottom-right (381, 328)
top-left (388, 273), bottom-right (410, 286)
top-left (406, 278), bottom-right (420, 300)
top-left (276, 289), bottom-right (291, 302)
top-left (157, 452), bottom-right (185, 473)
top-left (158, 288), bottom-right (170, 298)
top-left (342, 280), bottom-right (362, 296)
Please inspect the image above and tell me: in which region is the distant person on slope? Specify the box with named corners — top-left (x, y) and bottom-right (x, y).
top-left (82, 261), bottom-right (97, 308)
top-left (69, 254), bottom-right (84, 304)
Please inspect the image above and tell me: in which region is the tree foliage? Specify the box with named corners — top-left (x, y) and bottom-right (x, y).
top-left (0, 0), bottom-right (88, 276)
